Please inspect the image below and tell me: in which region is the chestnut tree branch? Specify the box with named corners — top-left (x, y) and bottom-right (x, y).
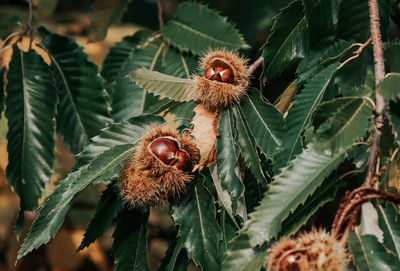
top-left (364, 0), bottom-right (386, 187)
top-left (28, 0), bottom-right (33, 50)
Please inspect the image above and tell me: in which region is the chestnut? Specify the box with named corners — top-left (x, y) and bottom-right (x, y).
top-left (204, 66), bottom-right (234, 84)
top-left (149, 137), bottom-right (177, 165)
top-left (171, 150), bottom-right (191, 172)
top-left (149, 137), bottom-right (192, 171)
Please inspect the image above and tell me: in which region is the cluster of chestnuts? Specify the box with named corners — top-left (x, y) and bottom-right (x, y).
top-left (267, 229), bottom-right (349, 271)
top-left (120, 49), bottom-right (249, 208)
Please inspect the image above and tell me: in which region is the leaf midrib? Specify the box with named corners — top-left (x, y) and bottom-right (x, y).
top-left (377, 205), bottom-right (400, 258)
top-left (168, 20), bottom-right (241, 47)
top-left (318, 100), bottom-right (365, 150)
top-left (266, 16), bottom-right (306, 74)
top-left (194, 183), bottom-right (207, 265)
top-left (245, 95), bottom-right (280, 145)
top-left (286, 66), bottom-right (336, 163)
top-left (40, 44), bottom-right (89, 144)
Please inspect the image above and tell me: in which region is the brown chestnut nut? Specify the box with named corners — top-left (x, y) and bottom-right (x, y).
top-left (204, 66), bottom-right (234, 84)
top-left (280, 253), bottom-right (304, 271)
top-left (171, 150), bottom-right (191, 171)
top-left (149, 138), bottom-right (177, 165)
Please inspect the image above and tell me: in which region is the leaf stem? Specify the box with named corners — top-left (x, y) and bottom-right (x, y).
top-left (247, 56), bottom-right (263, 75)
top-left (156, 0), bottom-right (164, 29)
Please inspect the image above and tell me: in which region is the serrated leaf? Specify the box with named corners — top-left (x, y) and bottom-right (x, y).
top-left (232, 104), bottom-right (266, 183)
top-left (314, 97), bottom-right (371, 152)
top-left (221, 233), bottom-right (268, 271)
top-left (274, 63), bottom-right (341, 169)
top-left (246, 143), bottom-right (359, 247)
top-left (378, 73), bottom-right (400, 103)
top-left (262, 0), bottom-right (309, 81)
top-left (112, 208), bottom-right (150, 271)
top-left (17, 115), bottom-right (162, 260)
top-left (88, 0), bottom-right (133, 42)
top-left (337, 0), bottom-right (389, 42)
top-left (128, 68), bottom-right (193, 102)
top-left (377, 204), bottom-right (400, 260)
top-left (348, 231), bottom-right (397, 271)
top-left (77, 182), bottom-right (123, 251)
top-left (101, 30), bottom-right (153, 86)
top-left (216, 108), bottom-right (244, 214)
top-left (384, 43), bottom-right (400, 73)
top-left (5, 46), bottom-right (56, 212)
top-left (171, 175), bottom-right (222, 271)
top-left (39, 28), bottom-right (111, 154)
top-left (161, 2), bottom-right (248, 55)
top-left (281, 172), bottom-right (344, 236)
top-left (239, 88), bottom-right (283, 159)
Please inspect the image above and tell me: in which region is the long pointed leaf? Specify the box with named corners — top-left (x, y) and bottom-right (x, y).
top-left (314, 97), bottom-right (371, 152)
top-left (348, 231), bottom-right (397, 271)
top-left (247, 143), bottom-right (360, 247)
top-left (161, 2), bottom-right (248, 55)
top-left (112, 208), bottom-right (150, 271)
top-left (216, 108), bottom-right (244, 214)
top-left (171, 175), bottom-right (222, 271)
top-left (262, 0), bottom-right (309, 81)
top-left (5, 46), bottom-right (56, 211)
top-left (377, 204), bottom-right (400, 260)
top-left (274, 63), bottom-right (341, 169)
top-left (39, 28), bottom-right (111, 154)
top-left (128, 68), bottom-right (193, 102)
top-left (239, 88), bottom-right (283, 159)
top-left (77, 182), bottom-right (123, 251)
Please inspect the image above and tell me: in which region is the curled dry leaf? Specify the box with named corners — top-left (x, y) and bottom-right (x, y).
top-left (191, 104), bottom-right (218, 170)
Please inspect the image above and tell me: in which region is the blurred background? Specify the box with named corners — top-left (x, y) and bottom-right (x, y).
top-left (0, 0), bottom-right (293, 270)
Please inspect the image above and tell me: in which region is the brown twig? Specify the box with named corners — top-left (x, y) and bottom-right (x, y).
top-left (247, 56), bottom-right (263, 75)
top-left (363, 0), bottom-right (387, 187)
top-left (28, 0), bottom-right (33, 50)
top-left (156, 0), bottom-right (164, 29)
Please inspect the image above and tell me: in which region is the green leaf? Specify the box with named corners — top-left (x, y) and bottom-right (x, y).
top-left (262, 0), bottom-right (309, 81)
top-left (337, 0), bottom-right (389, 42)
top-left (221, 233), bottom-right (268, 271)
top-left (17, 115), bottom-right (162, 260)
top-left (88, 0), bottom-right (133, 42)
top-left (378, 73), bottom-right (400, 103)
top-left (274, 63), bottom-right (341, 169)
top-left (348, 231), bottom-right (397, 271)
top-left (101, 30), bottom-right (153, 86)
top-left (232, 104), bottom-right (266, 184)
top-left (314, 97), bottom-right (371, 152)
top-left (5, 46), bottom-right (56, 212)
top-left (246, 143), bottom-right (360, 247)
top-left (280, 173), bottom-right (344, 236)
top-left (161, 2), bottom-right (248, 55)
top-left (77, 182), bottom-right (123, 251)
top-left (39, 28), bottom-right (111, 154)
top-left (128, 68), bottom-right (193, 102)
top-left (377, 204), bottom-right (400, 259)
top-left (112, 208), bottom-right (150, 271)
top-left (216, 108), bottom-right (244, 214)
top-left (239, 88), bottom-right (283, 160)
top-left (171, 175), bottom-right (222, 271)
top-left (384, 43), bottom-right (400, 73)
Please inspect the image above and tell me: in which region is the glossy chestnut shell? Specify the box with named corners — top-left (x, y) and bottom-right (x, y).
top-left (205, 66), bottom-right (234, 84)
top-left (148, 137), bottom-right (191, 171)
